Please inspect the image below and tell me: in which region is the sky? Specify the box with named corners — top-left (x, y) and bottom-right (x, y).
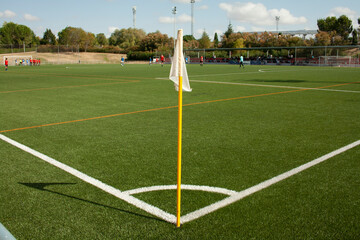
top-left (0, 0), bottom-right (359, 40)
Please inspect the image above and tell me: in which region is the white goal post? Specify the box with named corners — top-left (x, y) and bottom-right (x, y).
top-left (3, 55), bottom-right (33, 66)
top-left (318, 56), bottom-right (353, 66)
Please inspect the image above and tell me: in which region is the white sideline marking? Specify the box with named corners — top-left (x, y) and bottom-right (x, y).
top-left (156, 78), bottom-right (359, 93)
top-left (181, 139), bottom-right (360, 224)
top-left (124, 184), bottom-right (237, 196)
top-left (0, 134), bottom-right (177, 224)
top-left (188, 80), bottom-right (360, 93)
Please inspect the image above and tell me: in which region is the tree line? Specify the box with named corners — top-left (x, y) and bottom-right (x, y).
top-left (0, 15), bottom-right (359, 54)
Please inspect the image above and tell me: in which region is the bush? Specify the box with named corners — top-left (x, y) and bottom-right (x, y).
top-left (37, 45), bottom-right (126, 54)
top-left (127, 51), bottom-right (154, 60)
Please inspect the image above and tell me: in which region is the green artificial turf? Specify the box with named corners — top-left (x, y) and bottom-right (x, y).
top-left (0, 63), bottom-right (359, 239)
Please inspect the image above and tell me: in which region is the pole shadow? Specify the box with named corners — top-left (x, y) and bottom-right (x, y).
top-left (18, 182), bottom-right (166, 223)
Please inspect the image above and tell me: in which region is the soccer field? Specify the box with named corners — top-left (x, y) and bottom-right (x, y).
top-left (1, 63), bottom-right (359, 239)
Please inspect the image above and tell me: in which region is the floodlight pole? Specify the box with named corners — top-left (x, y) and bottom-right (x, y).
top-left (132, 6), bottom-right (137, 28)
top-left (275, 16), bottom-right (280, 36)
top-left (172, 6), bottom-right (177, 49)
top-left (191, 0), bottom-right (195, 37)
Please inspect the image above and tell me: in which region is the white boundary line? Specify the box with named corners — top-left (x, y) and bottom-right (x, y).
top-left (156, 77), bottom-right (359, 93)
top-left (188, 80), bottom-right (360, 93)
top-left (1, 133), bottom-right (359, 225)
top-left (0, 134), bottom-right (177, 224)
top-left (181, 139), bottom-right (360, 224)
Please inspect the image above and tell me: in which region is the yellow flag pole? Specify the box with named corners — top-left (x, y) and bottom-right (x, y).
top-left (176, 29), bottom-right (183, 228)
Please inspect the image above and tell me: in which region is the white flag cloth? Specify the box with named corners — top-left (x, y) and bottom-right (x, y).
top-left (169, 35), bottom-right (192, 92)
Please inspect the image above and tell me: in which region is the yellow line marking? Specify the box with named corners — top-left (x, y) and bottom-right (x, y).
top-left (1, 81), bottom-right (358, 133)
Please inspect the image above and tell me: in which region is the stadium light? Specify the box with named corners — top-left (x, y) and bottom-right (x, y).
top-left (132, 6), bottom-right (137, 28)
top-left (275, 16), bottom-right (280, 35)
top-left (172, 6), bottom-right (177, 49)
top-left (191, 0), bottom-right (195, 37)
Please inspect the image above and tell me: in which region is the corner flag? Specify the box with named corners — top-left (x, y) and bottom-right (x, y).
top-left (170, 29), bottom-right (191, 228)
top-left (169, 30), bottom-right (192, 92)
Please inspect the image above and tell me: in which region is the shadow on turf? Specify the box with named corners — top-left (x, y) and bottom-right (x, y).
top-left (18, 182), bottom-right (166, 223)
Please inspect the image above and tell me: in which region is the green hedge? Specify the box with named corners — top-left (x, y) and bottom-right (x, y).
top-left (37, 45), bottom-right (126, 54)
top-left (127, 51), bottom-right (154, 60)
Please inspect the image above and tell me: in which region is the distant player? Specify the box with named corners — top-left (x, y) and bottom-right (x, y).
top-left (160, 54), bottom-right (165, 67)
top-left (149, 57), bottom-right (152, 66)
top-left (121, 57), bottom-right (125, 66)
top-left (239, 55), bottom-right (245, 69)
top-left (200, 56), bottom-right (204, 66)
top-left (5, 58), bottom-right (8, 71)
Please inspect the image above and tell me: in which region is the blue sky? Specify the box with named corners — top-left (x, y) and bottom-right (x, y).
top-left (0, 0), bottom-right (359, 40)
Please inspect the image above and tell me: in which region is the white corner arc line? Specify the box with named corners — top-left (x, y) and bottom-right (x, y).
top-left (180, 139), bottom-right (360, 224)
top-left (123, 184), bottom-right (237, 196)
top-left (0, 134), bottom-right (176, 224)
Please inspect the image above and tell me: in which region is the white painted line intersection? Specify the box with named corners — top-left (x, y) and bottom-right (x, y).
top-left (1, 133), bottom-right (359, 225)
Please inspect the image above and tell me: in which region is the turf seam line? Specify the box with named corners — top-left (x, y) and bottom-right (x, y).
top-left (180, 139), bottom-right (360, 224)
top-left (0, 134), bottom-right (177, 224)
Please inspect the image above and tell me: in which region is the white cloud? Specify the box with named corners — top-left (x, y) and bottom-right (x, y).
top-left (108, 26), bottom-right (119, 34)
top-left (219, 2), bottom-right (307, 26)
top-left (159, 14), bottom-right (191, 24)
top-left (329, 7), bottom-right (358, 28)
top-left (24, 13), bottom-right (40, 21)
top-left (196, 28), bottom-right (205, 35)
top-left (251, 26), bottom-right (266, 32)
top-left (235, 26), bottom-right (246, 32)
top-left (159, 16), bottom-right (173, 24)
top-left (198, 5), bottom-right (208, 10)
top-left (178, 14), bottom-right (192, 23)
top-left (330, 7), bottom-right (356, 17)
top-left (0, 10), bottom-right (17, 18)
top-left (171, 0), bottom-right (202, 3)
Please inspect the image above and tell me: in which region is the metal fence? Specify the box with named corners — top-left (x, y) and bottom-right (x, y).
top-left (184, 45), bottom-right (360, 67)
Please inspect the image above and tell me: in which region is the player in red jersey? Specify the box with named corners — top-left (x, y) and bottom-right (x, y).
top-left (160, 54), bottom-right (164, 67)
top-left (5, 58), bottom-right (8, 71)
top-left (200, 56), bottom-right (204, 66)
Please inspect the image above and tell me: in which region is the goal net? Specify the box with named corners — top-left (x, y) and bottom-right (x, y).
top-left (3, 55), bottom-right (33, 66)
top-left (318, 56), bottom-right (359, 67)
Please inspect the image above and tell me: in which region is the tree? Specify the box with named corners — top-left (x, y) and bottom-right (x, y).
top-left (351, 29), bottom-right (358, 45)
top-left (183, 35), bottom-right (195, 42)
top-left (315, 31), bottom-right (331, 46)
top-left (139, 31), bottom-right (171, 52)
top-left (58, 27), bottom-right (96, 49)
top-left (224, 23), bottom-right (233, 38)
top-left (0, 22), bottom-right (17, 44)
top-left (40, 29), bottom-right (56, 45)
top-left (198, 30), bottom-right (211, 49)
top-left (109, 28), bottom-right (146, 51)
top-left (336, 15), bottom-right (353, 40)
top-left (0, 22), bottom-right (37, 45)
top-left (317, 16), bottom-right (338, 32)
top-left (317, 15), bottom-right (353, 44)
top-left (213, 32), bottom-right (219, 48)
top-left (96, 33), bottom-right (108, 46)
top-left (84, 32), bottom-right (96, 51)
